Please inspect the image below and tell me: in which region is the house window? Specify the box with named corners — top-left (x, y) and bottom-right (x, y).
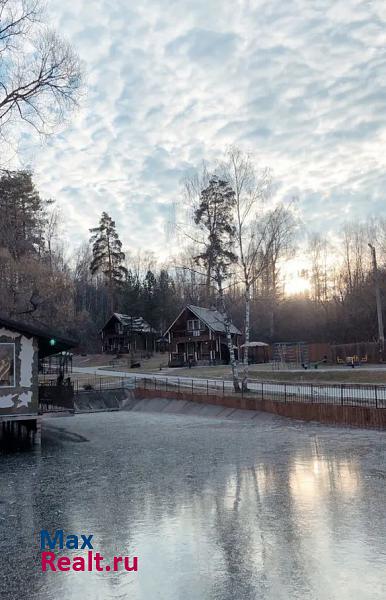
top-left (0, 343), bottom-right (16, 388)
top-left (187, 319), bottom-right (202, 331)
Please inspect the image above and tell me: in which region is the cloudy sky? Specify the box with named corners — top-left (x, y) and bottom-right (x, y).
top-left (18, 0), bottom-right (386, 260)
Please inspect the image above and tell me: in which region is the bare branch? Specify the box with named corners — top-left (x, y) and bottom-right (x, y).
top-left (0, 1), bottom-right (83, 144)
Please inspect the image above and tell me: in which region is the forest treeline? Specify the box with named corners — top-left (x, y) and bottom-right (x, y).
top-left (1, 169), bottom-right (385, 352)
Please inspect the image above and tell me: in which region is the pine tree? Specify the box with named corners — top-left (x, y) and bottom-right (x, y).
top-left (193, 177), bottom-right (240, 391)
top-left (0, 170), bottom-right (57, 317)
top-left (121, 269), bottom-right (142, 316)
top-left (141, 270), bottom-right (157, 324)
top-left (154, 269), bottom-right (176, 332)
top-left (0, 170), bottom-right (49, 259)
top-left (89, 212), bottom-right (128, 311)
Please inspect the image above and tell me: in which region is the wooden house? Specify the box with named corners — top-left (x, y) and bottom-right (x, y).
top-left (0, 315), bottom-right (77, 444)
top-left (101, 313), bottom-right (156, 354)
top-left (165, 305), bottom-right (241, 366)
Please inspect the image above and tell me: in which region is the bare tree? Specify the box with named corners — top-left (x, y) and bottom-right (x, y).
top-left (0, 0), bottom-right (82, 141)
top-left (182, 163), bottom-right (214, 299)
top-left (221, 147), bottom-right (272, 390)
top-left (44, 203), bottom-right (61, 267)
top-left (308, 233), bottom-right (331, 304)
top-left (222, 147), bottom-right (297, 390)
top-left (260, 203), bottom-right (297, 339)
top-left (340, 223), bottom-right (369, 294)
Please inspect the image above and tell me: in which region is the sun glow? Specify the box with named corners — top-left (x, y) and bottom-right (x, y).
top-left (282, 257), bottom-right (311, 296)
top-left (285, 274), bottom-right (311, 296)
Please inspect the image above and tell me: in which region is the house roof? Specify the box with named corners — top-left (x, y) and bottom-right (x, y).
top-left (164, 305), bottom-right (241, 336)
top-left (0, 314), bottom-right (78, 357)
top-left (240, 341), bottom-right (269, 348)
top-left (101, 313), bottom-right (156, 334)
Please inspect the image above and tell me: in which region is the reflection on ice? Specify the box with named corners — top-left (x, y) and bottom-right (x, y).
top-left (1, 411), bottom-right (386, 600)
top-left (290, 457), bottom-right (360, 500)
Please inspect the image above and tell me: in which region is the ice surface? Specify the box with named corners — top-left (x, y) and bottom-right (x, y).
top-left (1, 409), bottom-right (386, 600)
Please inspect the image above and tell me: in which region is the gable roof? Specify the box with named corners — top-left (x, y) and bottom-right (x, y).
top-left (0, 314), bottom-right (78, 357)
top-left (101, 313), bottom-right (155, 334)
top-left (164, 305), bottom-right (241, 336)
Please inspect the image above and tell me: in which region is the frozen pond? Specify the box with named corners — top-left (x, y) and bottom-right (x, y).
top-left (1, 408), bottom-right (386, 599)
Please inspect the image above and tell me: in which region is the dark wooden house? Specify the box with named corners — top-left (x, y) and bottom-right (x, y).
top-left (165, 305), bottom-right (241, 366)
top-left (101, 313), bottom-right (156, 354)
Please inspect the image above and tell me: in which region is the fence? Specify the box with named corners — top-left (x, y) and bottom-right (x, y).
top-left (39, 382), bottom-right (75, 412)
top-left (130, 375), bottom-right (386, 409)
top-left (73, 377), bottom-right (132, 393)
top-left (40, 375), bottom-right (132, 393)
top-left (41, 374), bottom-right (386, 409)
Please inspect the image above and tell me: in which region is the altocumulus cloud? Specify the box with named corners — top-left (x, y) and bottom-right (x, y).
top-left (16, 0), bottom-right (386, 256)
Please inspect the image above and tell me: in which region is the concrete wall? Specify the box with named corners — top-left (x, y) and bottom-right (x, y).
top-left (74, 388), bottom-right (129, 412)
top-left (134, 388), bottom-right (386, 430)
top-left (0, 327), bottom-right (38, 419)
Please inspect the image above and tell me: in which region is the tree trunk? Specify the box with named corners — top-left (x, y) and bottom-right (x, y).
top-left (106, 235), bottom-right (114, 313)
top-left (219, 283), bottom-right (240, 392)
top-left (241, 284), bottom-right (250, 391)
top-left (206, 265), bottom-right (211, 300)
top-left (269, 304), bottom-right (275, 339)
top-left (269, 260), bottom-right (276, 339)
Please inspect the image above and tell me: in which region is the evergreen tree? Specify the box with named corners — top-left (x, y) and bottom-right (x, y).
top-left (121, 269), bottom-right (142, 317)
top-left (0, 170), bottom-right (49, 259)
top-left (154, 269), bottom-right (176, 332)
top-left (141, 269), bottom-right (157, 324)
top-left (193, 177), bottom-right (240, 391)
top-left (89, 212), bottom-right (128, 311)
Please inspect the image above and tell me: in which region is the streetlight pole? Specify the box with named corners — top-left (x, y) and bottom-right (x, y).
top-left (368, 243), bottom-right (384, 361)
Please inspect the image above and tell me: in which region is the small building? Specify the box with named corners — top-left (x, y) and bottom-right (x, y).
top-left (0, 315), bottom-right (77, 445)
top-left (240, 341), bottom-right (270, 364)
top-left (101, 313), bottom-right (157, 354)
top-left (165, 305), bottom-right (241, 366)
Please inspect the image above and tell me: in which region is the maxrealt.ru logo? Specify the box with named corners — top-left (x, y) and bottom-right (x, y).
top-left (40, 530), bottom-right (138, 573)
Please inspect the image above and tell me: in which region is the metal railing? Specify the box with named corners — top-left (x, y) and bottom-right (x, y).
top-left (131, 375), bottom-right (386, 409)
top-left (40, 375), bottom-right (133, 393)
top-left (38, 383), bottom-right (75, 412)
top-left (40, 374), bottom-right (386, 408)
top-left (73, 377), bottom-right (133, 393)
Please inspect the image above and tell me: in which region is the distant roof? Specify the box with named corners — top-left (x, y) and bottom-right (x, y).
top-left (0, 314), bottom-right (78, 357)
top-left (164, 305), bottom-right (241, 335)
top-left (101, 313), bottom-right (156, 334)
top-left (240, 341), bottom-right (269, 348)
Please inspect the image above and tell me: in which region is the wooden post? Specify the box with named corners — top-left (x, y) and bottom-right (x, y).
top-left (369, 243), bottom-right (384, 361)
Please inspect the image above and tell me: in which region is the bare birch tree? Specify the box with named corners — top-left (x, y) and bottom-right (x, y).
top-left (222, 148), bottom-right (298, 389)
top-left (221, 147), bottom-right (280, 390)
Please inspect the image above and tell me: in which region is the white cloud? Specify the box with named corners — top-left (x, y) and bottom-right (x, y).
top-left (10, 0), bottom-right (386, 259)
